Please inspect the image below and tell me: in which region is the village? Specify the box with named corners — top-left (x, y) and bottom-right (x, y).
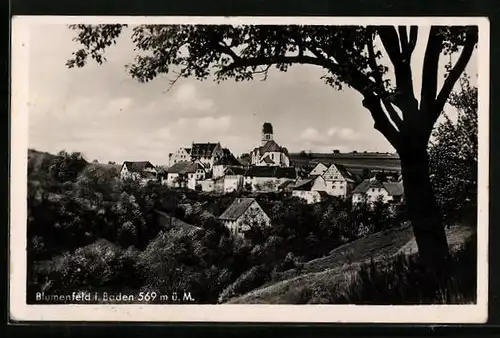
top-left (119, 122), bottom-right (405, 235)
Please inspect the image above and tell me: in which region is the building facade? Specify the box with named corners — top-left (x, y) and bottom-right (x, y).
top-left (218, 198), bottom-right (271, 235)
top-left (250, 123), bottom-right (290, 167)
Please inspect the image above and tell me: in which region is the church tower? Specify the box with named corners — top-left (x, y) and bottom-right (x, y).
top-left (261, 122), bottom-right (273, 146)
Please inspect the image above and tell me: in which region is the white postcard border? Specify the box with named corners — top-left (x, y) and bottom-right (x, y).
top-left (9, 16), bottom-right (490, 323)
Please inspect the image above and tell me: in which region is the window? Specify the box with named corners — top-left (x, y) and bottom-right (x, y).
top-left (378, 188), bottom-right (381, 192)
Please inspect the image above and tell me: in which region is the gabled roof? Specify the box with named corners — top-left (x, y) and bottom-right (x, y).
top-left (215, 149), bottom-right (242, 166)
top-left (219, 198), bottom-right (258, 221)
top-left (252, 140), bottom-right (289, 156)
top-left (278, 180), bottom-right (295, 190)
top-left (225, 166), bottom-right (246, 176)
top-left (275, 167), bottom-right (297, 179)
top-left (260, 155), bottom-right (274, 164)
top-left (382, 182), bottom-right (404, 196)
top-left (191, 143), bottom-right (220, 158)
top-left (244, 166), bottom-right (277, 178)
top-left (244, 166), bottom-right (297, 179)
top-left (326, 163), bottom-right (357, 183)
top-left (352, 179), bottom-right (384, 194)
top-left (123, 161), bottom-right (155, 173)
top-left (292, 177), bottom-right (316, 191)
top-left (167, 161), bottom-right (204, 174)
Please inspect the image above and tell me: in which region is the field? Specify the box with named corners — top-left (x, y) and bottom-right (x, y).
top-left (290, 152), bottom-right (401, 175)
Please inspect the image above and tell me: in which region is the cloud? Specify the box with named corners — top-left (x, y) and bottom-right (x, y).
top-left (300, 127), bottom-right (321, 142)
top-left (197, 116), bottom-right (232, 132)
top-left (173, 83), bottom-right (214, 112)
top-left (103, 97), bottom-right (133, 115)
top-left (298, 126), bottom-right (363, 149)
top-left (337, 128), bottom-right (360, 141)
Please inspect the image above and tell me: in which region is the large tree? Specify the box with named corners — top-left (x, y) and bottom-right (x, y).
top-left (66, 24), bottom-right (478, 277)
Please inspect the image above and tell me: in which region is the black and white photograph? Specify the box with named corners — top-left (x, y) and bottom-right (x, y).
top-left (10, 16), bottom-right (489, 323)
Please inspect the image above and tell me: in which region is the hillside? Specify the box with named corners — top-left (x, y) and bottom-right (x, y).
top-left (226, 224), bottom-right (475, 304)
top-left (28, 148), bottom-right (122, 177)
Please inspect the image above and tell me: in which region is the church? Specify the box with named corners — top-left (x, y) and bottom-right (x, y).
top-left (250, 122), bottom-right (290, 167)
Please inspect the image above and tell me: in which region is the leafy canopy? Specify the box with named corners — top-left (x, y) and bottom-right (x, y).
top-left (67, 24), bottom-right (478, 151)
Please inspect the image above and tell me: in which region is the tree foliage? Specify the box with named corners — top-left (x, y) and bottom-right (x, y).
top-left (429, 75), bottom-right (478, 225)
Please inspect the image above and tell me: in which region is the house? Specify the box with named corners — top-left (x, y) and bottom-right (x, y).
top-left (190, 142), bottom-right (224, 171)
top-left (198, 179), bottom-right (215, 192)
top-left (222, 166), bottom-right (246, 193)
top-left (309, 162), bottom-right (329, 176)
top-left (163, 160), bottom-right (206, 189)
top-left (243, 166), bottom-right (297, 192)
top-left (321, 163), bottom-right (357, 197)
top-left (218, 197), bottom-right (271, 235)
top-left (167, 147), bottom-right (191, 167)
top-left (212, 148), bottom-right (242, 178)
top-left (352, 177), bottom-right (404, 206)
top-left (291, 176), bottom-right (330, 204)
top-left (250, 123), bottom-right (290, 167)
top-left (120, 161), bottom-right (158, 185)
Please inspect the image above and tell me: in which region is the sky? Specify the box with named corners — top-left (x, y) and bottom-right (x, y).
top-left (28, 24), bottom-right (478, 165)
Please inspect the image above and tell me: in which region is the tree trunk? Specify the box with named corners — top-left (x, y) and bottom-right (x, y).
top-left (399, 143), bottom-right (451, 281)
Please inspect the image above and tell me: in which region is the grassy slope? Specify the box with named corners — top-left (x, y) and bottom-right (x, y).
top-left (226, 224), bottom-right (475, 304)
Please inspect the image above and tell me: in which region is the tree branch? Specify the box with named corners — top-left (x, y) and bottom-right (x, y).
top-left (431, 29), bottom-right (478, 125)
top-left (419, 26), bottom-right (444, 114)
top-left (378, 26), bottom-right (418, 119)
top-left (363, 94), bottom-right (401, 150)
top-left (382, 99), bottom-right (403, 130)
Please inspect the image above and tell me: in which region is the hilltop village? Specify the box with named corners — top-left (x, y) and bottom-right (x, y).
top-left (118, 122), bottom-right (404, 233)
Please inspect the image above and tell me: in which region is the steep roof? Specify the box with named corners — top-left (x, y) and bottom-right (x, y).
top-left (167, 161), bottom-right (204, 174)
top-left (292, 177), bottom-right (316, 191)
top-left (215, 149), bottom-right (242, 166)
top-left (123, 161), bottom-right (155, 173)
top-left (244, 166), bottom-right (297, 179)
top-left (191, 142), bottom-right (220, 158)
top-left (278, 180), bottom-right (295, 190)
top-left (261, 155), bottom-right (274, 164)
top-left (383, 182), bottom-right (404, 196)
top-left (275, 167), bottom-right (297, 179)
top-left (252, 140), bottom-right (289, 156)
top-left (219, 198), bottom-right (258, 221)
top-left (352, 179), bottom-right (384, 194)
top-left (225, 166), bottom-right (246, 176)
top-left (333, 163), bottom-right (357, 182)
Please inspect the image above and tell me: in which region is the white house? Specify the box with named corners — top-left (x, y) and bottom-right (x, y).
top-left (243, 166), bottom-right (297, 192)
top-left (223, 166), bottom-right (246, 193)
top-left (218, 197), bottom-right (271, 235)
top-left (212, 148), bottom-right (242, 179)
top-left (120, 161), bottom-right (158, 185)
top-left (198, 179), bottom-right (215, 192)
top-left (291, 175), bottom-right (330, 204)
top-left (352, 177), bottom-right (404, 206)
top-left (163, 160), bottom-right (206, 189)
top-left (321, 163), bottom-right (357, 197)
top-left (190, 142), bottom-right (224, 171)
top-left (250, 122), bottom-right (290, 167)
top-left (167, 147), bottom-right (191, 168)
